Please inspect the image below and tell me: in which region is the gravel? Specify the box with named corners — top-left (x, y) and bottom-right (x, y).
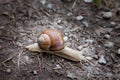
top-left (104, 41), bottom-right (114, 48)
top-left (102, 12), bottom-right (113, 19)
top-left (98, 55), bottom-right (107, 64)
top-left (67, 12), bottom-right (73, 16)
top-left (84, 0), bottom-right (93, 3)
top-left (85, 39), bottom-right (94, 43)
top-left (32, 70), bottom-right (37, 75)
top-left (76, 15), bottom-right (84, 21)
top-left (40, 0), bottom-right (46, 5)
top-left (63, 36), bottom-right (68, 42)
top-left (6, 68), bottom-right (11, 73)
top-left (47, 3), bottom-right (53, 9)
top-left (110, 22), bottom-right (116, 26)
top-left (82, 21), bottom-right (89, 27)
top-left (104, 34), bottom-right (111, 39)
top-left (53, 64), bottom-right (62, 70)
top-left (117, 48), bottom-right (120, 54)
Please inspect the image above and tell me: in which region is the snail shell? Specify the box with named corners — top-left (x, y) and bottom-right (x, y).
top-left (37, 29), bottom-right (64, 51)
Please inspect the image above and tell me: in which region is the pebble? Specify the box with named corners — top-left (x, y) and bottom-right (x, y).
top-left (28, 39), bottom-right (33, 43)
top-left (104, 41), bottom-right (114, 48)
top-left (84, 0), bottom-right (93, 3)
top-left (86, 56), bottom-right (92, 60)
top-left (85, 39), bottom-right (94, 43)
top-left (110, 22), bottom-right (116, 26)
top-left (76, 15), bottom-right (84, 21)
top-left (63, 36), bottom-right (68, 42)
top-left (24, 56), bottom-right (29, 62)
top-left (53, 64), bottom-right (62, 70)
top-left (98, 55), bottom-right (106, 64)
top-left (47, 3), bottom-right (53, 9)
top-left (57, 25), bottom-right (63, 29)
top-left (16, 42), bottom-right (23, 47)
top-left (6, 68), bottom-right (11, 73)
top-left (102, 12), bottom-right (113, 19)
top-left (66, 71), bottom-right (77, 79)
top-left (117, 48), bottom-right (120, 54)
top-left (82, 21), bottom-right (89, 27)
top-left (64, 32), bottom-right (69, 36)
top-left (104, 34), bottom-right (111, 39)
top-left (93, 55), bottom-right (99, 60)
top-left (40, 0), bottom-right (46, 5)
top-left (32, 70), bottom-right (37, 75)
top-left (77, 46), bottom-right (83, 50)
top-left (67, 12), bottom-right (73, 16)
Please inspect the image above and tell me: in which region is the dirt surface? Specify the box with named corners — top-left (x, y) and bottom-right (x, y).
top-left (0, 0), bottom-right (120, 80)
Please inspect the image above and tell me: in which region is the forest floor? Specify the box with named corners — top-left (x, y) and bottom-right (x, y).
top-left (0, 0), bottom-right (120, 80)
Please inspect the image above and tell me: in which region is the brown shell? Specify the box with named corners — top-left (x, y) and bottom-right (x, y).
top-left (37, 29), bottom-right (64, 51)
top-left (37, 34), bottom-right (51, 50)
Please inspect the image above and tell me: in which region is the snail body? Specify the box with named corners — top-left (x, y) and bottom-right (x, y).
top-left (37, 29), bottom-right (64, 51)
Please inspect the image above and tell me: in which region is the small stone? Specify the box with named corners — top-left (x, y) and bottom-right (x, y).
top-left (57, 19), bottom-right (62, 24)
top-left (63, 36), bottom-right (68, 42)
top-left (24, 56), bottom-right (29, 62)
top-left (104, 34), bottom-right (111, 39)
top-left (16, 42), bottom-right (23, 47)
top-left (104, 41), bottom-right (114, 48)
top-left (86, 57), bottom-right (92, 60)
top-left (67, 12), bottom-right (73, 16)
top-left (102, 12), bottom-right (113, 19)
top-left (110, 22), bottom-right (116, 26)
top-left (85, 39), bottom-right (94, 43)
top-left (47, 4), bottom-right (53, 9)
top-left (76, 16), bottom-right (84, 21)
top-left (93, 55), bottom-right (99, 60)
top-left (40, 0), bottom-right (46, 5)
top-left (98, 55), bottom-right (106, 64)
top-left (77, 46), bottom-right (83, 50)
top-left (64, 32), bottom-right (69, 36)
top-left (28, 39), bottom-right (33, 43)
top-left (6, 68), bottom-right (11, 73)
top-left (32, 70), bottom-right (37, 75)
top-left (117, 48), bottom-right (120, 54)
top-left (53, 64), bottom-right (62, 70)
top-left (57, 25), bottom-right (63, 29)
top-left (82, 21), bottom-right (89, 27)
top-left (93, 70), bottom-right (100, 75)
top-left (84, 0), bottom-right (93, 3)
top-left (66, 71), bottom-right (77, 79)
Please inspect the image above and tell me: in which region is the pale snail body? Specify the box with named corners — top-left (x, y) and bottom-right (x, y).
top-left (37, 29), bottom-right (65, 51)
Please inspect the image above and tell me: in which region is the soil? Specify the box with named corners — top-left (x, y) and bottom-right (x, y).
top-left (0, 0), bottom-right (120, 80)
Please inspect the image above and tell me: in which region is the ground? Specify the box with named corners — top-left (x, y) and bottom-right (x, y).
top-left (0, 0), bottom-right (120, 80)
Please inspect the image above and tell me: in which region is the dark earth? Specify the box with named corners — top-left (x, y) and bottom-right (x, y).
top-left (0, 0), bottom-right (120, 80)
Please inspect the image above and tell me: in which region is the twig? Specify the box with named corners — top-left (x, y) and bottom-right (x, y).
top-left (71, 0), bottom-right (77, 9)
top-left (1, 54), bottom-right (16, 63)
top-left (0, 37), bottom-right (12, 41)
top-left (17, 50), bottom-right (24, 69)
top-left (37, 55), bottom-right (42, 71)
top-left (27, 4), bottom-right (41, 17)
top-left (0, 54), bottom-right (17, 67)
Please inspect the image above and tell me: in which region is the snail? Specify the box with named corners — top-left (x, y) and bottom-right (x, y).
top-left (37, 29), bottom-right (64, 51)
top-left (26, 28), bottom-right (87, 62)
